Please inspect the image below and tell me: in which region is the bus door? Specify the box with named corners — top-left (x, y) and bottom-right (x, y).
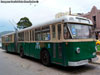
top-left (52, 43), bottom-right (63, 64)
top-left (52, 24), bottom-right (64, 64)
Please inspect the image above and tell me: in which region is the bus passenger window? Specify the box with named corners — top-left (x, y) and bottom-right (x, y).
top-left (58, 24), bottom-right (61, 40)
top-left (35, 28), bottom-right (41, 41)
top-left (41, 26), bottom-right (50, 41)
top-left (18, 32), bottom-right (24, 41)
top-left (52, 25), bottom-right (56, 39)
top-left (24, 31), bottom-right (29, 41)
top-left (27, 31), bottom-right (29, 41)
top-left (30, 31), bottom-right (32, 41)
top-left (8, 36), bottom-right (12, 42)
top-left (32, 30), bottom-right (34, 41)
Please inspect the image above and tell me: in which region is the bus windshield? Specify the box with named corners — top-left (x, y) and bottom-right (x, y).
top-left (67, 24), bottom-right (95, 39)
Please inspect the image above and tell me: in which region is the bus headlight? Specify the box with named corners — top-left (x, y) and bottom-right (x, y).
top-left (93, 52), bottom-right (96, 56)
top-left (95, 46), bottom-right (97, 51)
top-left (76, 47), bottom-right (80, 54)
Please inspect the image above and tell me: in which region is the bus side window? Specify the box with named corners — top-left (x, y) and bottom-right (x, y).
top-left (32, 29), bottom-right (34, 41)
top-left (26, 31), bottom-right (29, 41)
top-left (35, 28), bottom-right (41, 41)
top-left (8, 35), bottom-right (12, 42)
top-left (41, 26), bottom-right (50, 41)
top-left (24, 31), bottom-right (26, 41)
top-left (18, 32), bottom-right (24, 41)
top-left (24, 31), bottom-right (29, 41)
top-left (22, 32), bottom-right (24, 41)
top-left (52, 25), bottom-right (56, 40)
top-left (30, 30), bottom-right (31, 41)
top-left (25, 31), bottom-right (27, 41)
top-left (58, 24), bottom-right (61, 40)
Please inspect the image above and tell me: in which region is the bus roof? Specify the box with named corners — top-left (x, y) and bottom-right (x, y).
top-left (1, 32), bottom-right (15, 37)
top-left (18, 15), bottom-right (93, 32)
top-left (2, 15), bottom-right (93, 36)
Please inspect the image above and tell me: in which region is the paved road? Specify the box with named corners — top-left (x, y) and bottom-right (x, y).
top-left (0, 48), bottom-right (100, 75)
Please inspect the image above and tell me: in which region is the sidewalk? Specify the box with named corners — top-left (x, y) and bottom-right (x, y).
top-left (93, 55), bottom-right (100, 64)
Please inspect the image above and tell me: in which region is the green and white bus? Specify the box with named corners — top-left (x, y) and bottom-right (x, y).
top-left (1, 15), bottom-right (98, 66)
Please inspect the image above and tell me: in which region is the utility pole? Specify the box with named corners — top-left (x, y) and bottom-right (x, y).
top-left (69, 7), bottom-right (71, 15)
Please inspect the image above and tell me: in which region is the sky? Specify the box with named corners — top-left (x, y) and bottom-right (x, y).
top-left (0, 0), bottom-right (100, 32)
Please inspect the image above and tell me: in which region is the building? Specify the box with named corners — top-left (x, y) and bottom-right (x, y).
top-left (55, 8), bottom-right (72, 18)
top-left (81, 6), bottom-right (100, 39)
top-left (55, 12), bottom-right (72, 18)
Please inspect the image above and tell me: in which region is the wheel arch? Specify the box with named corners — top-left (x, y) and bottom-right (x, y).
top-left (19, 45), bottom-right (24, 57)
top-left (40, 47), bottom-right (50, 59)
top-left (19, 45), bottom-right (24, 51)
top-left (40, 47), bottom-right (51, 66)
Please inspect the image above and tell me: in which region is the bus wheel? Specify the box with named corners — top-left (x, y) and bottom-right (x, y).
top-left (20, 47), bottom-right (24, 58)
top-left (6, 46), bottom-right (8, 53)
top-left (41, 50), bottom-right (51, 66)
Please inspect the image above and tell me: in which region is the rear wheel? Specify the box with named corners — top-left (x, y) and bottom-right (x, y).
top-left (6, 45), bottom-right (8, 53)
top-left (20, 47), bottom-right (24, 58)
top-left (40, 50), bottom-right (51, 66)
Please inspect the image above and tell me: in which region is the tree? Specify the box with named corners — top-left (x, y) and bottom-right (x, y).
top-left (17, 17), bottom-right (32, 29)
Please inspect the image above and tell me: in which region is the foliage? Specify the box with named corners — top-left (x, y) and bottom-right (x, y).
top-left (17, 17), bottom-right (32, 29)
top-left (97, 45), bottom-right (100, 51)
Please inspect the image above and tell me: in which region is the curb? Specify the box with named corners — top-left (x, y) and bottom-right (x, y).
top-left (96, 51), bottom-right (100, 55)
top-left (92, 62), bottom-right (100, 65)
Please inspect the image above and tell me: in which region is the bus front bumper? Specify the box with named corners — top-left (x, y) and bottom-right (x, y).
top-left (68, 57), bottom-right (98, 66)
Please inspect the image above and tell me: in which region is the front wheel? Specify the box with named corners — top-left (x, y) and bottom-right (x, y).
top-left (40, 50), bottom-right (51, 66)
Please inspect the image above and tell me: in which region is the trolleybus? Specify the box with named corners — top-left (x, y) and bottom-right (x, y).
top-left (1, 15), bottom-right (98, 66)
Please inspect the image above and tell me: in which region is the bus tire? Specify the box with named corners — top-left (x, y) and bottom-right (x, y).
top-left (6, 45), bottom-right (8, 53)
top-left (20, 46), bottom-right (24, 58)
top-left (40, 49), bottom-right (51, 66)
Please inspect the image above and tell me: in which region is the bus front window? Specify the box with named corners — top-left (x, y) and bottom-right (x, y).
top-left (67, 24), bottom-right (95, 39)
top-left (64, 24), bottom-right (71, 39)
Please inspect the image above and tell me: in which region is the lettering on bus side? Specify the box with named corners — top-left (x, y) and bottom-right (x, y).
top-left (35, 42), bottom-right (40, 49)
top-left (48, 44), bottom-right (50, 48)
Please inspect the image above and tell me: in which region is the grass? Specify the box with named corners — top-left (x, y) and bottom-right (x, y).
top-left (97, 45), bottom-right (100, 51)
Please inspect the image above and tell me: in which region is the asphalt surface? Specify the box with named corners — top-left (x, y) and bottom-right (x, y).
top-left (0, 48), bottom-right (100, 75)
